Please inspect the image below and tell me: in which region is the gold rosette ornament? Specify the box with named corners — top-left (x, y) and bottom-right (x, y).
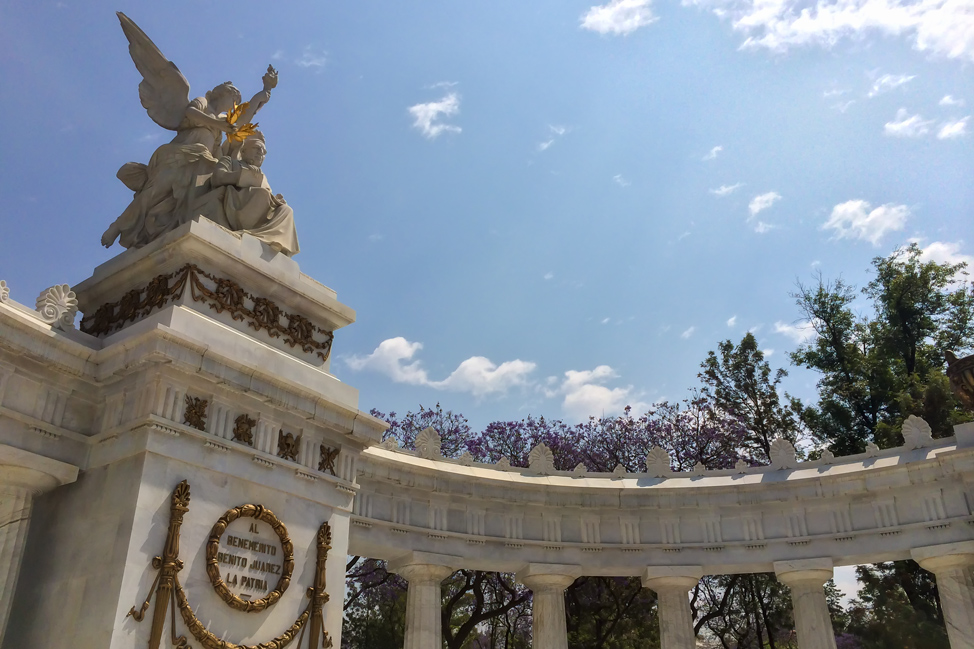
top-left (225, 102), bottom-right (259, 143)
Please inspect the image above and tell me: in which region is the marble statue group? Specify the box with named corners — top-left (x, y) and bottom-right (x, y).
top-left (101, 13), bottom-right (299, 257)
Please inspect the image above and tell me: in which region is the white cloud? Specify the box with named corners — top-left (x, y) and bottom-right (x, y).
top-left (774, 320), bottom-right (817, 344)
top-left (409, 93), bottom-right (462, 139)
top-left (681, 326), bottom-right (696, 339)
top-left (296, 46), bottom-right (328, 69)
top-left (613, 174), bottom-right (631, 187)
top-left (581, 0), bottom-right (658, 35)
top-left (710, 182), bottom-right (744, 196)
top-left (727, 315), bottom-right (737, 327)
top-left (884, 108), bottom-right (934, 137)
top-left (270, 50), bottom-right (285, 61)
top-left (753, 221), bottom-right (776, 234)
top-left (687, 0), bottom-right (974, 63)
top-left (867, 73), bottom-right (915, 98)
top-left (763, 348), bottom-right (776, 357)
top-left (345, 337), bottom-right (430, 385)
top-left (940, 95), bottom-right (965, 107)
top-left (823, 199), bottom-right (909, 245)
top-left (546, 366), bottom-right (644, 420)
top-left (427, 81), bottom-right (459, 89)
top-left (538, 124), bottom-right (569, 152)
top-left (544, 272), bottom-right (554, 280)
top-left (703, 145), bottom-right (724, 160)
top-left (435, 357), bottom-right (537, 397)
top-left (920, 240), bottom-right (974, 267)
top-left (938, 116), bottom-right (970, 139)
top-left (345, 337), bottom-right (535, 397)
top-left (833, 99), bottom-right (856, 112)
top-left (749, 191), bottom-right (781, 217)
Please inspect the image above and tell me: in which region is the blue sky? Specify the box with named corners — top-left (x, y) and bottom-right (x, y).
top-left (1, 0), bottom-right (972, 432)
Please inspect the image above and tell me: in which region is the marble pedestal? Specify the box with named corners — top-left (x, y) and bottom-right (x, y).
top-left (0, 220), bottom-right (386, 648)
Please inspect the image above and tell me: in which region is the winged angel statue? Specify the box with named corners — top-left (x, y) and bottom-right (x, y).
top-left (101, 13), bottom-right (299, 256)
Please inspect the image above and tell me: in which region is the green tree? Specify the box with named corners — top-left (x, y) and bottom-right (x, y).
top-left (792, 244), bottom-right (973, 453)
top-left (789, 244), bottom-right (974, 647)
top-left (700, 332), bottom-right (805, 461)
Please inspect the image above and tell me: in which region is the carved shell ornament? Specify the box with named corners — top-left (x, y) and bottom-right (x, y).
top-left (35, 284), bottom-right (78, 330)
top-left (768, 437), bottom-right (798, 470)
top-left (645, 446), bottom-right (672, 478)
top-left (0, 280), bottom-right (9, 303)
top-left (902, 415), bottom-right (934, 449)
top-left (415, 426), bottom-right (442, 459)
top-left (528, 442), bottom-right (555, 475)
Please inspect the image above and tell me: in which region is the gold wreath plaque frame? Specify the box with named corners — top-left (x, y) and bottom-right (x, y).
top-left (128, 481), bottom-right (333, 649)
top-left (207, 504), bottom-right (295, 612)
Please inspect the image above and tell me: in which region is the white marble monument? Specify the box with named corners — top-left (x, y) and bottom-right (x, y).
top-left (4, 12), bottom-right (974, 649)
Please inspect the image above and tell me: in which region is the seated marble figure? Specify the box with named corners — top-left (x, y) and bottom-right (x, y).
top-left (190, 134), bottom-right (300, 257)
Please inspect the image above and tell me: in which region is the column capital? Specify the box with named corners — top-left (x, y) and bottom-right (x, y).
top-left (912, 541), bottom-right (974, 573)
top-left (388, 551), bottom-right (459, 583)
top-left (643, 565), bottom-right (703, 591)
top-left (774, 558), bottom-right (833, 588)
top-left (517, 563), bottom-right (581, 591)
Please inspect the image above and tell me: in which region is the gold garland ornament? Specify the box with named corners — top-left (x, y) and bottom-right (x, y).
top-left (127, 481), bottom-right (333, 649)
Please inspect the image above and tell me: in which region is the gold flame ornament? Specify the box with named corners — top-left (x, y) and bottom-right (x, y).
top-left (225, 102), bottom-right (259, 143)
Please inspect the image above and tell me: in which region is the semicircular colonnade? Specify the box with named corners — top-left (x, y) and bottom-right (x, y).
top-left (349, 422), bottom-right (974, 649)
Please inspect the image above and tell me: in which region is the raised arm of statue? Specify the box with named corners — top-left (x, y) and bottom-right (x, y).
top-left (238, 66), bottom-right (279, 125)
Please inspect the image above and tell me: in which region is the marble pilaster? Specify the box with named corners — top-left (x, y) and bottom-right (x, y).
top-left (518, 563), bottom-right (580, 649)
top-left (913, 542), bottom-right (974, 649)
top-left (0, 445), bottom-right (78, 640)
top-left (774, 559), bottom-right (837, 649)
top-left (643, 566), bottom-right (703, 649)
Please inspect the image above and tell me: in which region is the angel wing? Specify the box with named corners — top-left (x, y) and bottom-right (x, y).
top-left (117, 12), bottom-right (191, 131)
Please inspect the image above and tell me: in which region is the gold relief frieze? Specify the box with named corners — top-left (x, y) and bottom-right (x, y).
top-left (318, 446), bottom-right (338, 476)
top-left (183, 395), bottom-right (208, 431)
top-left (233, 414), bottom-right (257, 446)
top-left (80, 264), bottom-right (334, 362)
top-left (277, 430), bottom-right (301, 462)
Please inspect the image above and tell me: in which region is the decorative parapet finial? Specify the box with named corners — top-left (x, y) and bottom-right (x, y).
top-left (415, 427), bottom-right (442, 460)
top-left (0, 280), bottom-right (9, 303)
top-left (379, 437), bottom-right (400, 451)
top-left (528, 442), bottom-right (555, 475)
top-left (902, 415), bottom-right (934, 449)
top-left (645, 446), bottom-right (671, 478)
top-left (768, 437), bottom-right (798, 470)
top-left (35, 284), bottom-right (78, 330)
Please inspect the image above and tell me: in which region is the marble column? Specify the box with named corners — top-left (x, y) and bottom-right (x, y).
top-left (0, 445), bottom-right (79, 640)
top-left (643, 566), bottom-right (703, 649)
top-left (774, 559), bottom-right (837, 649)
top-left (389, 552), bottom-right (459, 649)
top-left (913, 542), bottom-right (974, 649)
top-left (518, 563), bottom-right (581, 649)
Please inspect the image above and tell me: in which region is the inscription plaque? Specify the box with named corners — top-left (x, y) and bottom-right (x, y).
top-left (205, 503), bottom-right (294, 613)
